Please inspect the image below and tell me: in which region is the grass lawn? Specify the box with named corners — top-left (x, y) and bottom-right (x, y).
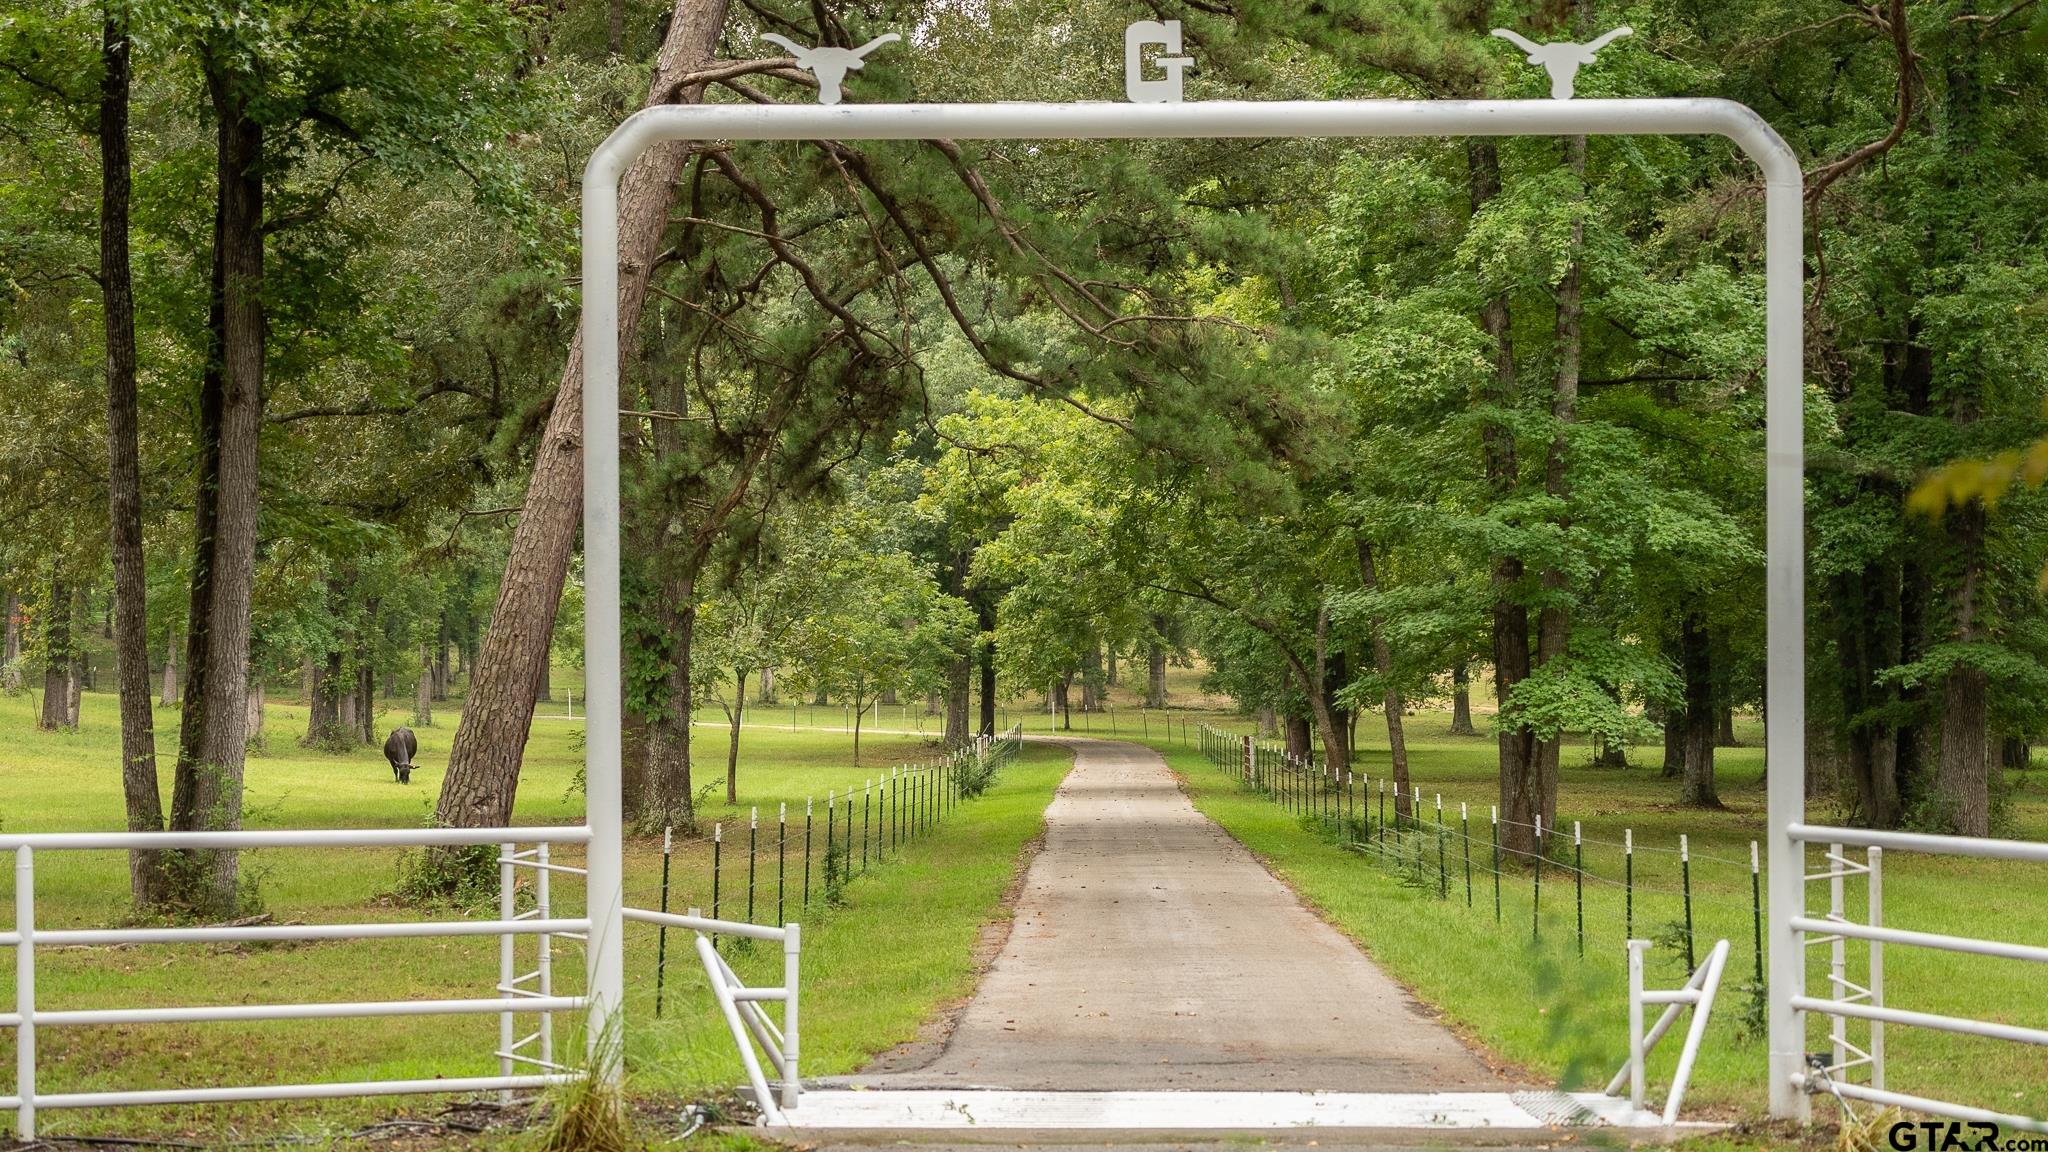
top-left (1139, 710), bottom-right (2048, 1127)
top-left (0, 686), bottom-right (1070, 1144)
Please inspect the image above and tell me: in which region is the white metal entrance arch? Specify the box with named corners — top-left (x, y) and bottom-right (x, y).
top-left (576, 95), bottom-right (1811, 1116)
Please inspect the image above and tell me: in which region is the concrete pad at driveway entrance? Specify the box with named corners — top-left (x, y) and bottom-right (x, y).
top-left (842, 737), bottom-right (1503, 1092)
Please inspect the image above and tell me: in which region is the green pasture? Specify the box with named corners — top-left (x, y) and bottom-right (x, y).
top-left (0, 686), bottom-right (1069, 1142)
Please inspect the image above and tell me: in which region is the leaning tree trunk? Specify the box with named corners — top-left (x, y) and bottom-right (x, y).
top-left (168, 57), bottom-right (264, 916)
top-left (101, 8), bottom-right (163, 909)
top-left (434, 0), bottom-right (732, 834)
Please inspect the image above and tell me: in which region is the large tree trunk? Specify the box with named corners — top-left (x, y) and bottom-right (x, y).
top-left (1449, 660), bottom-right (1476, 735)
top-left (634, 569), bottom-right (697, 831)
top-left (943, 655), bottom-right (970, 747)
top-left (1678, 613), bottom-right (1722, 808)
top-left (160, 631), bottom-right (180, 706)
top-left (415, 643), bottom-right (434, 726)
top-left (1470, 136), bottom-right (1542, 858)
top-left (245, 676), bottom-right (265, 746)
top-left (434, 0), bottom-right (730, 833)
top-left (1054, 676), bottom-right (1071, 730)
top-left (168, 57), bottom-right (264, 915)
top-left (1530, 130), bottom-right (1584, 822)
top-left (40, 573), bottom-right (73, 730)
top-left (1937, 501), bottom-right (1991, 835)
top-left (102, 0), bottom-right (166, 907)
top-left (1283, 713), bottom-right (1311, 761)
top-left (338, 670), bottom-right (359, 739)
top-left (1357, 538), bottom-right (1410, 816)
top-left (306, 650), bottom-right (343, 745)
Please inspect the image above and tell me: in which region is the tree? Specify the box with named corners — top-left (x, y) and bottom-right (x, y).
top-left (435, 0), bottom-right (731, 837)
top-left (792, 547), bottom-right (972, 765)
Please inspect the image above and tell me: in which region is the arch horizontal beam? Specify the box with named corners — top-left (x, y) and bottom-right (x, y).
top-left (585, 98), bottom-right (1797, 180)
top-left (578, 97), bottom-right (1805, 1120)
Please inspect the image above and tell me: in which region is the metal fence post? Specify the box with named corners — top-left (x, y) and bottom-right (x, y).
top-left (1749, 839), bottom-right (1762, 992)
top-left (712, 823), bottom-right (724, 933)
top-left (1627, 937), bottom-right (1648, 1111)
top-left (1491, 807), bottom-right (1501, 923)
top-left (777, 802), bottom-right (787, 925)
top-left (1829, 838), bottom-right (1845, 1075)
top-left (16, 846), bottom-right (34, 1141)
top-left (782, 922), bottom-right (802, 1111)
top-left (1461, 803), bottom-right (1472, 906)
top-left (824, 792), bottom-right (836, 895)
top-left (498, 841), bottom-right (515, 1103)
top-left (655, 827), bottom-right (672, 1017)
top-left (1574, 821), bottom-right (1584, 957)
top-left (1869, 845), bottom-right (1884, 1091)
top-left (747, 807), bottom-right (759, 925)
top-left (1626, 829), bottom-right (1635, 941)
top-left (1533, 815), bottom-right (1544, 941)
top-left (537, 841), bottom-right (555, 1066)
top-left (1682, 833), bottom-right (1696, 972)
top-left (1436, 795), bottom-right (1447, 899)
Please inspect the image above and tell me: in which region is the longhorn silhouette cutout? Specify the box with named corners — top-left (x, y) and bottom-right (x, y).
top-left (762, 33), bottom-right (900, 105)
top-left (1491, 26), bottom-right (1631, 99)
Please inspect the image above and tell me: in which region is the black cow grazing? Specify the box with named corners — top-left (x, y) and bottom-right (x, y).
top-left (383, 727), bottom-right (419, 784)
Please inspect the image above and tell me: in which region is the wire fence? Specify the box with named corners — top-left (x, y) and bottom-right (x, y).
top-left (1197, 725), bottom-right (1768, 999)
top-left (643, 726), bottom-right (1024, 1016)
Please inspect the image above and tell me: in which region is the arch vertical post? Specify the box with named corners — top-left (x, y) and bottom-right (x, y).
top-left (1762, 164), bottom-right (1808, 1123)
top-left (580, 149), bottom-right (626, 1081)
